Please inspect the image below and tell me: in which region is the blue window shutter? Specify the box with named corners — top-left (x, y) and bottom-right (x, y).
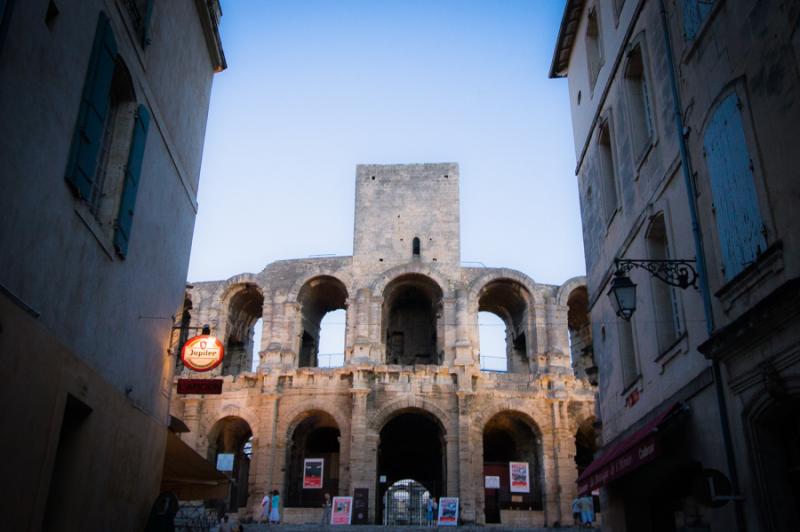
top-left (682, 0), bottom-right (714, 40)
top-left (65, 13), bottom-right (118, 200)
top-left (142, 0), bottom-right (154, 47)
top-left (114, 104), bottom-right (150, 258)
top-left (703, 92), bottom-right (766, 280)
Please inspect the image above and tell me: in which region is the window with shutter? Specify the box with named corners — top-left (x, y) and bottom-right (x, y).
top-left (65, 13), bottom-right (118, 201)
top-left (682, 0), bottom-right (714, 41)
top-left (703, 92), bottom-right (766, 280)
top-left (114, 104), bottom-right (150, 258)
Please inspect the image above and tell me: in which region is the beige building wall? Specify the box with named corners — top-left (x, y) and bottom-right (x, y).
top-left (0, 1), bottom-right (224, 530)
top-left (553, 1), bottom-right (800, 531)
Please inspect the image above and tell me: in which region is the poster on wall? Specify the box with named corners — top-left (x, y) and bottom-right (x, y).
top-left (330, 496), bottom-right (353, 525)
top-left (216, 453), bottom-right (234, 472)
top-left (509, 461), bottom-right (530, 493)
top-left (302, 458), bottom-right (324, 489)
top-left (437, 497), bottom-right (459, 526)
top-left (484, 475), bottom-right (500, 489)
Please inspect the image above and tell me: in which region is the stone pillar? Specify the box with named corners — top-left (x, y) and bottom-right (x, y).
top-left (452, 289), bottom-right (473, 366)
top-left (456, 391), bottom-right (476, 523)
top-left (546, 302), bottom-right (572, 372)
top-left (368, 298), bottom-right (382, 363)
top-left (181, 398), bottom-right (202, 450)
top-left (530, 302), bottom-right (548, 373)
top-left (349, 379), bottom-right (370, 506)
top-left (553, 401), bottom-right (578, 521)
top-left (249, 393), bottom-right (278, 517)
top-left (351, 289), bottom-right (372, 363)
top-left (540, 401), bottom-right (559, 526)
top-left (261, 299), bottom-right (285, 369)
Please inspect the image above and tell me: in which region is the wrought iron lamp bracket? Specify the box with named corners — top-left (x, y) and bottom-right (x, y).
top-left (614, 259), bottom-right (699, 290)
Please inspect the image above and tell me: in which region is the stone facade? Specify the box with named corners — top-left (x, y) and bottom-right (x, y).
top-left (552, 1), bottom-right (800, 531)
top-left (0, 1), bottom-right (224, 530)
top-left (171, 164), bottom-right (596, 526)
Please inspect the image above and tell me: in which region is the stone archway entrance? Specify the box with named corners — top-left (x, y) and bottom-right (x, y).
top-left (286, 411), bottom-right (341, 508)
top-left (377, 410), bottom-right (445, 524)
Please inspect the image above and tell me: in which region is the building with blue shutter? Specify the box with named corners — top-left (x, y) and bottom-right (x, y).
top-left (551, 1), bottom-right (800, 531)
top-left (0, 1), bottom-right (224, 530)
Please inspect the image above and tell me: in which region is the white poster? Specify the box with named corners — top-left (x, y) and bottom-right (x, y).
top-left (485, 475), bottom-right (500, 489)
top-left (509, 461), bottom-right (530, 493)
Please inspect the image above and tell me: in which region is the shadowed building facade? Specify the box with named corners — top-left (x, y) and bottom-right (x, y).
top-left (171, 163), bottom-right (597, 526)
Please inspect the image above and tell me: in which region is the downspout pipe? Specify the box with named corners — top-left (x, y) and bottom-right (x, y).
top-left (656, 1), bottom-right (746, 530)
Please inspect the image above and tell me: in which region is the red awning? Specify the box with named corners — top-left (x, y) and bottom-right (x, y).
top-left (577, 403), bottom-right (684, 495)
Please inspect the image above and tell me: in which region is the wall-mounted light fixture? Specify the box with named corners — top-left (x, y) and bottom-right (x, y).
top-left (608, 258), bottom-right (698, 320)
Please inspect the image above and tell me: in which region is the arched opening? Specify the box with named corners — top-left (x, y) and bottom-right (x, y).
top-left (382, 274), bottom-right (443, 365)
top-left (222, 284), bottom-right (263, 375)
top-left (297, 276), bottom-right (348, 368)
top-left (479, 311), bottom-right (507, 371)
top-left (482, 411), bottom-right (543, 523)
top-left (206, 416), bottom-right (253, 512)
top-left (378, 410), bottom-right (445, 524)
top-left (750, 395), bottom-right (800, 530)
top-left (477, 280), bottom-right (530, 373)
top-left (318, 309), bottom-right (346, 367)
top-left (567, 286), bottom-right (596, 384)
top-left (575, 417), bottom-right (598, 475)
top-left (286, 411), bottom-right (341, 508)
top-left (412, 237), bottom-right (421, 257)
top-left (251, 317), bottom-right (263, 372)
top-left (384, 479), bottom-right (431, 525)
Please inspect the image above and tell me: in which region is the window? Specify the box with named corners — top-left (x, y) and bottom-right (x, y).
top-left (617, 318), bottom-right (638, 389)
top-left (123, 0), bottom-right (154, 47)
top-left (412, 237), bottom-right (421, 257)
top-left (703, 92), bottom-right (767, 280)
top-left (65, 13), bottom-right (150, 258)
top-left (682, 0), bottom-right (714, 40)
top-left (586, 7), bottom-right (604, 90)
top-left (624, 44), bottom-right (654, 162)
top-left (598, 120), bottom-right (619, 224)
top-left (646, 214), bottom-right (681, 353)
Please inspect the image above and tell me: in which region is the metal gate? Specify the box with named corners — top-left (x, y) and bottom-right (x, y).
top-left (384, 479), bottom-right (431, 525)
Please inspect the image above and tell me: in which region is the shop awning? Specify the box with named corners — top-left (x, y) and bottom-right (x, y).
top-left (161, 430), bottom-right (230, 500)
top-left (577, 403), bottom-right (685, 495)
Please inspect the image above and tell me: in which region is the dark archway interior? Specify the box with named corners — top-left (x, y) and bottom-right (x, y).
top-left (287, 412), bottom-right (341, 507)
top-left (575, 418), bottom-right (598, 474)
top-left (567, 286), bottom-right (596, 384)
top-left (483, 412), bottom-right (542, 522)
top-left (223, 284), bottom-right (263, 375)
top-left (207, 416), bottom-right (253, 511)
top-left (383, 275), bottom-right (442, 365)
top-left (378, 411), bottom-right (445, 522)
top-left (753, 397), bottom-right (800, 529)
top-left (478, 280), bottom-right (530, 373)
top-left (297, 277), bottom-right (348, 367)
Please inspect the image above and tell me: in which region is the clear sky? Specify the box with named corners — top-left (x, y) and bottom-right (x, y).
top-left (187, 0), bottom-right (583, 290)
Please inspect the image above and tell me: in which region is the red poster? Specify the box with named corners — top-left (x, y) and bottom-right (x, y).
top-left (331, 496), bottom-right (352, 525)
top-left (302, 458), bottom-right (324, 489)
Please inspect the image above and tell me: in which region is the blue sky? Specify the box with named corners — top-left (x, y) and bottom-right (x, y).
top-left (187, 1), bottom-right (580, 364)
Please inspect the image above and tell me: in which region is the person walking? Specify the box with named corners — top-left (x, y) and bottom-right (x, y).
top-left (268, 490), bottom-right (281, 525)
top-left (260, 491), bottom-right (270, 524)
top-left (579, 494), bottom-right (594, 528)
top-left (321, 492), bottom-right (332, 527)
top-left (572, 496), bottom-right (582, 527)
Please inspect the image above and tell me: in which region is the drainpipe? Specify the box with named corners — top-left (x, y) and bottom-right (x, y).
top-left (657, 1), bottom-right (746, 531)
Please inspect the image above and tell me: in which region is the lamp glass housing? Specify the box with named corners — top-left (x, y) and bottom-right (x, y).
top-left (608, 272), bottom-right (637, 320)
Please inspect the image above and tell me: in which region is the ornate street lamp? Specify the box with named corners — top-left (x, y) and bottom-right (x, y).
top-left (608, 258), bottom-right (699, 320)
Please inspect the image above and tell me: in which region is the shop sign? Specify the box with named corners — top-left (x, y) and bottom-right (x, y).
top-left (577, 437), bottom-right (659, 494)
top-left (437, 497), bottom-right (459, 526)
top-left (181, 335), bottom-right (224, 372)
top-left (176, 378), bottom-right (223, 395)
top-left (330, 496), bottom-right (353, 525)
top-left (509, 461), bottom-right (530, 493)
top-left (303, 458), bottom-right (324, 489)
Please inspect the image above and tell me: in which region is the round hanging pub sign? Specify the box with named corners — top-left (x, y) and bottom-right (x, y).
top-left (181, 335), bottom-right (224, 372)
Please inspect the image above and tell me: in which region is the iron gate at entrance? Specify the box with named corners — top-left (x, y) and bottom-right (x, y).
top-left (384, 479), bottom-right (431, 525)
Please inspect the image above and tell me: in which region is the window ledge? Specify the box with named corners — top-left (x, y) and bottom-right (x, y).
top-left (634, 137), bottom-right (657, 180)
top-left (655, 331), bottom-right (689, 371)
top-left (714, 241), bottom-right (784, 312)
top-left (620, 374), bottom-right (642, 397)
top-left (74, 203), bottom-right (116, 261)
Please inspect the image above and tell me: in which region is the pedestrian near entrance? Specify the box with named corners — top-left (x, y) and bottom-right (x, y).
top-left (579, 495), bottom-right (594, 528)
top-left (426, 497), bottom-right (437, 526)
top-left (572, 496), bottom-right (581, 527)
top-left (321, 492), bottom-right (332, 527)
top-left (268, 490), bottom-right (281, 525)
top-left (260, 491), bottom-right (270, 524)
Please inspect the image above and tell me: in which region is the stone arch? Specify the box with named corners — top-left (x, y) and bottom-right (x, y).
top-left (467, 268), bottom-right (541, 307)
top-left (742, 376), bottom-right (800, 531)
top-left (370, 263), bottom-right (452, 298)
top-left (287, 270), bottom-right (353, 303)
top-left (279, 402), bottom-right (350, 443)
top-left (205, 415), bottom-right (254, 512)
top-left (291, 275), bottom-right (350, 367)
top-left (369, 397), bottom-right (452, 434)
top-left (216, 280), bottom-right (265, 375)
top-left (556, 275), bottom-right (587, 307)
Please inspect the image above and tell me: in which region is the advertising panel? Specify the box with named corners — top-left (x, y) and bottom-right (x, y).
top-left (437, 497), bottom-right (459, 526)
top-left (331, 496), bottom-right (353, 525)
top-left (509, 461), bottom-right (530, 493)
top-left (302, 458), bottom-right (324, 489)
